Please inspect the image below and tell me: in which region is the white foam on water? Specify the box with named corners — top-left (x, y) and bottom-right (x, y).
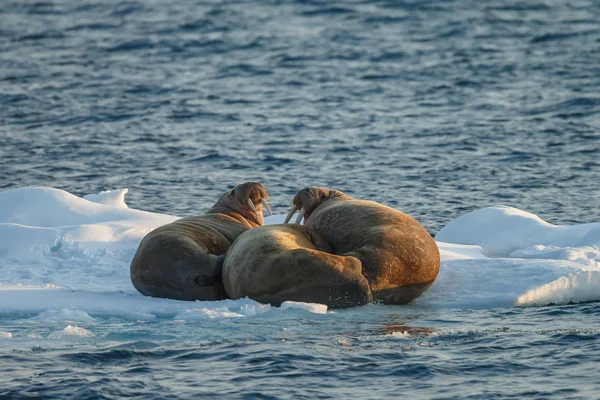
top-left (235, 302), bottom-right (274, 317)
top-left (0, 332), bottom-right (13, 339)
top-left (386, 331), bottom-right (410, 339)
top-left (280, 301), bottom-right (328, 314)
top-left (174, 308), bottom-right (246, 320)
top-left (48, 325), bottom-right (95, 338)
top-left (31, 309), bottom-right (96, 324)
top-left (0, 187), bottom-right (598, 319)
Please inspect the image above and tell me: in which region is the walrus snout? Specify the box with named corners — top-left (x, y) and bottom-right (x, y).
top-left (226, 182), bottom-right (272, 225)
top-left (246, 195), bottom-right (272, 218)
top-left (283, 187), bottom-right (341, 224)
top-left (245, 194), bottom-right (271, 225)
top-left (283, 190), bottom-right (311, 224)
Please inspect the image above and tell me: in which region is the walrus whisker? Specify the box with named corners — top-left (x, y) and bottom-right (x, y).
top-left (295, 208), bottom-right (305, 224)
top-left (283, 206), bottom-right (299, 224)
top-left (247, 198), bottom-right (259, 218)
top-left (261, 199), bottom-right (272, 216)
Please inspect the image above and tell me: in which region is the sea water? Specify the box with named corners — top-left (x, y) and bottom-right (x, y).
top-left (1, 0), bottom-right (600, 398)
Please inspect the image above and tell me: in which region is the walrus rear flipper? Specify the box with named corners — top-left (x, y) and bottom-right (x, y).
top-left (159, 251), bottom-right (228, 301)
top-left (132, 249), bottom-right (228, 302)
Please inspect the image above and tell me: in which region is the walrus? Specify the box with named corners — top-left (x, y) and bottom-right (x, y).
top-left (222, 224), bottom-right (372, 309)
top-left (283, 187), bottom-right (440, 304)
top-left (130, 182), bottom-right (271, 301)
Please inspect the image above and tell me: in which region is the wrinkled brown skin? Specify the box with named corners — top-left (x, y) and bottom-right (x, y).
top-left (130, 182), bottom-right (268, 301)
top-left (291, 187), bottom-right (440, 305)
top-left (222, 224), bottom-right (372, 309)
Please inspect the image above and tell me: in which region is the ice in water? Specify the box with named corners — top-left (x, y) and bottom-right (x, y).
top-left (0, 186), bottom-right (599, 325)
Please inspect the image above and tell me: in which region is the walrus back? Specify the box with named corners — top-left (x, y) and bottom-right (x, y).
top-left (155, 215), bottom-right (247, 253)
top-left (306, 198), bottom-right (440, 304)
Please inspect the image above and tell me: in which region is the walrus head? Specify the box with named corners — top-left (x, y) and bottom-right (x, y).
top-left (283, 186), bottom-right (351, 224)
top-left (212, 182), bottom-right (271, 225)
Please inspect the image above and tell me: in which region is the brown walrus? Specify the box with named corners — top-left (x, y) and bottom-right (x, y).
top-left (284, 187), bottom-right (440, 304)
top-left (222, 224), bottom-right (372, 309)
top-left (130, 182), bottom-right (271, 301)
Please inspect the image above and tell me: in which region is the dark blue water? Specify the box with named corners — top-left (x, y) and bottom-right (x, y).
top-left (2, 0), bottom-right (600, 398)
top-left (1, 304), bottom-right (600, 399)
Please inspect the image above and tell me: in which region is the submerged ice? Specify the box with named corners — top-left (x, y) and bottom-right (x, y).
top-left (0, 187), bottom-right (599, 321)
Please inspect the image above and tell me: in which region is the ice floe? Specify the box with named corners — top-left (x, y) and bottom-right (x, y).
top-left (0, 187), bottom-right (598, 320)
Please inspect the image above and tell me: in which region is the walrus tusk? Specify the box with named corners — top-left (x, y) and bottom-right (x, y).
top-left (247, 198), bottom-right (259, 218)
top-left (295, 208), bottom-right (305, 225)
top-left (261, 199), bottom-right (272, 216)
top-left (283, 205), bottom-right (299, 224)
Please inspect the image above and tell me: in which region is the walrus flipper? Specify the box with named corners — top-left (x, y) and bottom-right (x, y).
top-left (159, 251), bottom-right (228, 301)
top-left (258, 250), bottom-right (372, 309)
top-left (132, 249), bottom-right (228, 302)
